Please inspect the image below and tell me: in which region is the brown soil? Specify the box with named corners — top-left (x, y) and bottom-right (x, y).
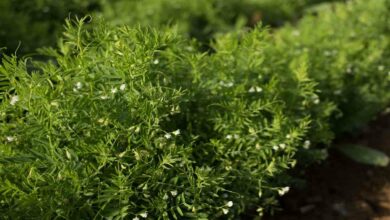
top-left (267, 113), bottom-right (390, 220)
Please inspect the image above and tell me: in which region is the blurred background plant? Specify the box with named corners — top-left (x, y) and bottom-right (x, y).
top-left (272, 0), bottom-right (390, 134)
top-left (0, 0), bottom-right (99, 55)
top-left (0, 0), bottom-right (344, 55)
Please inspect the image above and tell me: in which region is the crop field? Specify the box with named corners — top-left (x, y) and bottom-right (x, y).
top-left (0, 0), bottom-right (389, 219)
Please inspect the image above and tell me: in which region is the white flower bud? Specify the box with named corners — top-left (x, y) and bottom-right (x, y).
top-left (140, 212), bottom-right (148, 218)
top-left (172, 129), bottom-right (180, 136)
top-left (278, 187), bottom-right (290, 196)
top-left (303, 140), bottom-right (311, 149)
top-left (170, 190), bottom-right (178, 197)
top-left (164, 133), bottom-right (172, 139)
top-left (6, 136), bottom-right (15, 142)
top-left (10, 95), bottom-right (19, 105)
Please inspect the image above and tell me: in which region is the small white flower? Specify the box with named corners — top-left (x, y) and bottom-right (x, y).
top-left (163, 194), bottom-right (169, 200)
top-left (378, 65), bottom-right (385, 71)
top-left (140, 212), bottom-right (148, 218)
top-left (303, 140), bottom-right (311, 149)
top-left (222, 208), bottom-right (229, 215)
top-left (10, 95), bottom-right (19, 105)
top-left (164, 133), bottom-right (172, 139)
top-left (272, 145), bottom-right (279, 151)
top-left (233, 134), bottom-right (240, 139)
top-left (313, 98), bottom-right (320, 104)
top-left (249, 86), bottom-right (262, 93)
top-left (278, 187), bottom-right (290, 196)
top-left (111, 88), bottom-right (118, 94)
top-left (286, 134), bottom-right (291, 139)
top-left (225, 82), bottom-right (234, 87)
top-left (100, 95), bottom-right (109, 100)
top-left (120, 84), bottom-right (126, 91)
top-left (226, 134), bottom-right (233, 140)
top-left (133, 217), bottom-right (140, 220)
top-left (6, 136), bottom-right (15, 142)
top-left (172, 129), bottom-right (180, 136)
top-left (97, 118), bottom-right (105, 124)
top-left (170, 190), bottom-right (178, 197)
top-left (257, 207), bottom-right (264, 215)
top-left (75, 82), bottom-right (82, 90)
top-left (290, 160), bottom-right (297, 168)
top-left (153, 59), bottom-right (159, 65)
top-left (279, 143), bottom-right (286, 150)
top-left (226, 201), bottom-right (233, 207)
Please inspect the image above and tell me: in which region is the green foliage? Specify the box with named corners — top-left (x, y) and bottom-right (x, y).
top-left (99, 0), bottom-right (342, 44)
top-left (338, 145), bottom-right (389, 167)
top-left (0, 0), bottom-right (341, 54)
top-left (0, 0), bottom-right (98, 54)
top-left (0, 18), bottom-right (194, 219)
top-left (0, 17), bottom-right (334, 218)
top-left (0, 0), bottom-right (389, 219)
top-left (272, 0), bottom-right (390, 133)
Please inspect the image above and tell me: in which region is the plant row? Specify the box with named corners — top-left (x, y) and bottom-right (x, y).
top-left (0, 0), bottom-right (389, 219)
top-left (0, 0), bottom-right (341, 54)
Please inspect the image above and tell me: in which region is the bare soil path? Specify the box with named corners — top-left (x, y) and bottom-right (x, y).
top-left (268, 113), bottom-right (390, 220)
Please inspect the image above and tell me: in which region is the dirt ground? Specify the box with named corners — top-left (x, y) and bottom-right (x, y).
top-left (266, 113), bottom-right (390, 220)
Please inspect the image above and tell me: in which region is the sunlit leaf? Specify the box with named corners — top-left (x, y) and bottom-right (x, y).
top-left (338, 145), bottom-right (389, 167)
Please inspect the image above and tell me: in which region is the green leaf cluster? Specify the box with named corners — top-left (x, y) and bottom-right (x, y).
top-left (273, 0), bottom-right (390, 133)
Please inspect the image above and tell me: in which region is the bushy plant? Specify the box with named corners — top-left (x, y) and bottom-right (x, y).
top-left (0, 17), bottom-right (333, 218)
top-left (183, 28), bottom-right (336, 216)
top-left (271, 0), bottom-right (390, 133)
top-left (0, 18), bottom-right (196, 219)
top-left (1, 0), bottom-right (388, 218)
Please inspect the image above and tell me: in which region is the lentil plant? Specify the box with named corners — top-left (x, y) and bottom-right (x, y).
top-left (0, 18), bottom-right (332, 218)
